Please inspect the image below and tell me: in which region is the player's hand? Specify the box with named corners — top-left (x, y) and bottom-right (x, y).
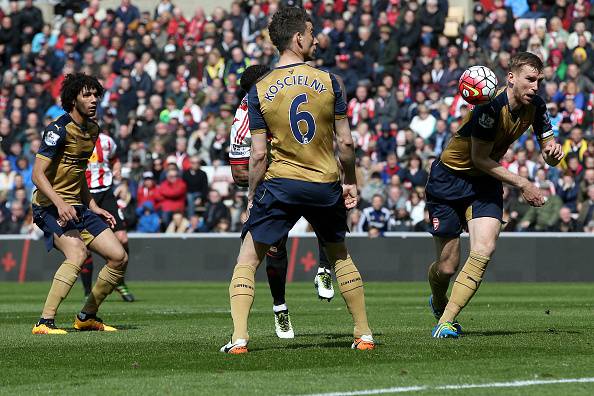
top-left (521, 181), bottom-right (545, 207)
top-left (342, 184), bottom-right (358, 209)
top-left (246, 199), bottom-right (253, 220)
top-left (56, 200), bottom-right (78, 226)
top-left (542, 141), bottom-right (564, 162)
top-left (92, 207), bottom-right (116, 228)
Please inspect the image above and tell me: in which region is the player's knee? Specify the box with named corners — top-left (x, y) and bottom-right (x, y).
top-left (267, 245), bottom-right (287, 261)
top-left (107, 249), bottom-right (128, 270)
top-left (66, 244), bottom-right (88, 266)
top-left (472, 241), bottom-right (496, 258)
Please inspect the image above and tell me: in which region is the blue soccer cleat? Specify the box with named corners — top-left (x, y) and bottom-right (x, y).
top-left (428, 295), bottom-right (444, 320)
top-left (429, 296), bottom-right (463, 335)
top-left (432, 322), bottom-right (459, 338)
top-left (451, 321), bottom-right (463, 334)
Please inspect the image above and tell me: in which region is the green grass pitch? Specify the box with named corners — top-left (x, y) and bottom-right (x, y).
top-left (1, 281), bottom-right (594, 395)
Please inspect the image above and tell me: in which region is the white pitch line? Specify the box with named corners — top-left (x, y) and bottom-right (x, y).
top-left (300, 377), bottom-right (594, 396)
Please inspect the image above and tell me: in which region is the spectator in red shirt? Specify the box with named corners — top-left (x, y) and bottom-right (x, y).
top-left (136, 171), bottom-right (160, 209)
top-left (157, 168), bottom-right (187, 228)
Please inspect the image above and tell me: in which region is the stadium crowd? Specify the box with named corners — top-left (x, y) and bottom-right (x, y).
top-left (0, 0), bottom-right (593, 236)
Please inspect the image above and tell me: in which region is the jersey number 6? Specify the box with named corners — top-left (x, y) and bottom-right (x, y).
top-left (289, 93), bottom-right (317, 145)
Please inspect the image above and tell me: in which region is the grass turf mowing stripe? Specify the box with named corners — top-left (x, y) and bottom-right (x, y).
top-left (300, 377), bottom-right (594, 395)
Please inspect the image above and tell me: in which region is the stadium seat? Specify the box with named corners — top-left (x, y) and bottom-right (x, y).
top-left (447, 6), bottom-right (465, 24)
top-left (444, 21), bottom-right (460, 38)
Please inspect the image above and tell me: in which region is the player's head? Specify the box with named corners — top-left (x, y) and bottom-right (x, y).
top-left (240, 65), bottom-right (271, 93)
top-left (268, 7), bottom-right (317, 61)
top-left (61, 73), bottom-right (104, 118)
top-left (507, 52), bottom-right (544, 105)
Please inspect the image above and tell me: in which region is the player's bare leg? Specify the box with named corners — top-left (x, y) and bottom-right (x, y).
top-left (221, 232), bottom-right (269, 353)
top-left (440, 217), bottom-right (500, 324)
top-left (75, 228), bottom-right (127, 331)
top-left (324, 242), bottom-right (374, 350)
top-left (33, 230), bottom-right (88, 334)
top-left (428, 237), bottom-right (460, 317)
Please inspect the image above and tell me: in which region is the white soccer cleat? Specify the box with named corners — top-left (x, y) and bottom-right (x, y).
top-left (314, 268), bottom-right (335, 301)
top-left (274, 309), bottom-right (295, 339)
top-left (351, 334), bottom-right (375, 350)
top-left (220, 338), bottom-right (248, 354)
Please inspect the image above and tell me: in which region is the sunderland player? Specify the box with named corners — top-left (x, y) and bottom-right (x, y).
top-left (230, 65), bottom-right (335, 339)
top-left (221, 7), bottom-right (373, 353)
top-left (81, 129), bottom-right (135, 302)
top-left (426, 52), bottom-right (564, 338)
top-left (31, 73), bottom-right (128, 334)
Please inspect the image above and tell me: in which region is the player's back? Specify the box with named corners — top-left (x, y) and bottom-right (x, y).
top-left (248, 63), bottom-right (345, 185)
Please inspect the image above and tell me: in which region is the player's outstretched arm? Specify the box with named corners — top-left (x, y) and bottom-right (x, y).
top-left (32, 156), bottom-right (79, 223)
top-left (335, 117), bottom-right (358, 209)
top-left (247, 133), bottom-right (267, 202)
top-left (471, 137), bottom-right (545, 207)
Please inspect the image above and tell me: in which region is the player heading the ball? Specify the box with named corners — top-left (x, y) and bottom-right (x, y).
top-left (425, 52), bottom-right (564, 338)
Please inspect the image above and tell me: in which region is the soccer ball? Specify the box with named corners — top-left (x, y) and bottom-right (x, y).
top-left (458, 65), bottom-right (498, 105)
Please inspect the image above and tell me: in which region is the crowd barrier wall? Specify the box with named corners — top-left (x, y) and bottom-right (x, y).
top-left (1, 233), bottom-right (593, 282)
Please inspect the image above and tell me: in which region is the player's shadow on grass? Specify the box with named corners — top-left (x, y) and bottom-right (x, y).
top-left (298, 332), bottom-right (384, 338)
top-left (251, 341), bottom-right (351, 351)
top-left (63, 324), bottom-right (140, 332)
top-left (465, 329), bottom-right (582, 337)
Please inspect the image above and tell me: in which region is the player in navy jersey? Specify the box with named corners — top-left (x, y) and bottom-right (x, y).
top-left (31, 74), bottom-right (128, 334)
top-left (426, 52), bottom-right (564, 338)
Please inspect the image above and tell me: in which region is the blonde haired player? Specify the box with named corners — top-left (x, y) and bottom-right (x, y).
top-left (426, 53), bottom-right (564, 337)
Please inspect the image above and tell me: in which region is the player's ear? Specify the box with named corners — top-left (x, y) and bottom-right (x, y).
top-left (296, 32), bottom-right (303, 48)
top-left (507, 71), bottom-right (514, 88)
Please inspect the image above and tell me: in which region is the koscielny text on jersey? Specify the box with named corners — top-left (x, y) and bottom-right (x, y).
top-left (264, 75), bottom-right (328, 102)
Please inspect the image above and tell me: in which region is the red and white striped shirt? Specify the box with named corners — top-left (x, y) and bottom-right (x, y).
top-left (229, 95), bottom-right (251, 165)
top-left (86, 132), bottom-right (117, 192)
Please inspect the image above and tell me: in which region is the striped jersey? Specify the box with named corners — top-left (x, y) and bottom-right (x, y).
top-left (229, 95), bottom-right (250, 165)
top-left (85, 132), bottom-right (117, 192)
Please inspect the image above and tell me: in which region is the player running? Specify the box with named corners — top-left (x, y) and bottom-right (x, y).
top-left (221, 7), bottom-right (373, 354)
top-left (229, 64), bottom-right (335, 339)
top-left (81, 128), bottom-right (135, 302)
top-left (425, 52), bottom-right (564, 338)
top-left (31, 73), bottom-right (128, 334)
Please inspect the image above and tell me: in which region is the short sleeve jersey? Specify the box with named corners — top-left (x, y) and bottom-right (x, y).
top-left (248, 63), bottom-right (347, 183)
top-left (33, 114), bottom-right (100, 206)
top-left (441, 89), bottom-right (553, 175)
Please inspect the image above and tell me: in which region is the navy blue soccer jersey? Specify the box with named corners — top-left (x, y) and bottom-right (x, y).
top-left (441, 90), bottom-right (553, 175)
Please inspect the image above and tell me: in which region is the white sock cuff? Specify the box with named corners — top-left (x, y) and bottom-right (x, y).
top-left (273, 304), bottom-right (288, 313)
